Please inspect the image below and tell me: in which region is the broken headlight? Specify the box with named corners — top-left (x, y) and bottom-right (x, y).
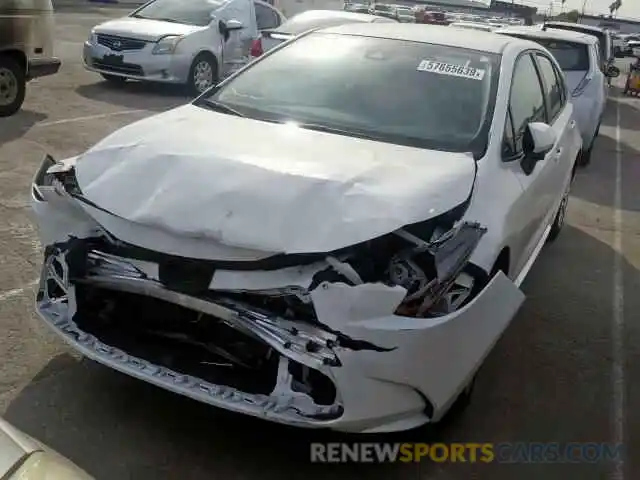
top-left (32, 154), bottom-right (80, 201)
top-left (390, 222), bottom-right (487, 317)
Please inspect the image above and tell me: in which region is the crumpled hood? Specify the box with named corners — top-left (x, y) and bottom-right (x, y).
top-left (74, 105), bottom-right (477, 254)
top-left (94, 17), bottom-right (204, 42)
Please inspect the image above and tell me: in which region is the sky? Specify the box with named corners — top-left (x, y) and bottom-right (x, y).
top-left (515, 0), bottom-right (640, 18)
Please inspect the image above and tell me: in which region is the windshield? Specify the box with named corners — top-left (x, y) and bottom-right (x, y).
top-left (132, 0), bottom-right (224, 26)
top-left (199, 32), bottom-right (500, 155)
top-left (511, 36), bottom-right (590, 71)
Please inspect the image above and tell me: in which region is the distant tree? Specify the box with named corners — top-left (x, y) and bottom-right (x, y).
top-left (554, 9), bottom-right (580, 22)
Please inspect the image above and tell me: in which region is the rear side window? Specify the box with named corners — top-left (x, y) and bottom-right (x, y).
top-left (535, 54), bottom-right (564, 122)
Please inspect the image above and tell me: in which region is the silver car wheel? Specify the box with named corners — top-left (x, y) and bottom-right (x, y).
top-left (0, 67), bottom-right (18, 107)
top-left (193, 60), bottom-right (214, 93)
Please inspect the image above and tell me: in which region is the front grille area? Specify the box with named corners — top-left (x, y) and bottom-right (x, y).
top-left (96, 34), bottom-right (146, 52)
top-left (92, 58), bottom-right (143, 76)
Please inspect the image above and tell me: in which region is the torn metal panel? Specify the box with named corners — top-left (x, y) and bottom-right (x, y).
top-left (70, 104), bottom-right (477, 253)
top-left (329, 272), bottom-right (525, 415)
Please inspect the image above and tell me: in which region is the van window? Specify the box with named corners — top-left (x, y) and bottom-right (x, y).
top-left (255, 2), bottom-right (281, 30)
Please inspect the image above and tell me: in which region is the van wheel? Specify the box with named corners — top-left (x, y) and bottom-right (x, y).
top-left (0, 55), bottom-right (26, 117)
top-left (188, 53), bottom-right (217, 96)
top-left (101, 73), bottom-right (127, 85)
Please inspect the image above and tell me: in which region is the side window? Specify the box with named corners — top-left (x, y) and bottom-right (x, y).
top-left (535, 54), bottom-right (564, 123)
top-left (553, 62), bottom-right (567, 105)
top-left (254, 2), bottom-right (281, 30)
top-left (504, 54), bottom-right (546, 158)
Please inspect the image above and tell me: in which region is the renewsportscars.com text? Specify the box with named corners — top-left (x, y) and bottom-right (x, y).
top-left (310, 442), bottom-right (625, 464)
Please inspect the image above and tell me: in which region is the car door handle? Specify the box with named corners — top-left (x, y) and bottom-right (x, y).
top-left (554, 148), bottom-right (563, 161)
top-left (570, 120), bottom-right (577, 129)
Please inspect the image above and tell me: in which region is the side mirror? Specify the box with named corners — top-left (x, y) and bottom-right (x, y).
top-left (606, 65), bottom-right (621, 78)
top-left (524, 122), bottom-right (556, 159)
top-left (225, 19), bottom-right (244, 31)
top-left (520, 122), bottom-right (555, 175)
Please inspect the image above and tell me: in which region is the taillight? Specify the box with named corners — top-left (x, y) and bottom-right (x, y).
top-left (250, 38), bottom-right (263, 58)
top-left (572, 74), bottom-right (593, 97)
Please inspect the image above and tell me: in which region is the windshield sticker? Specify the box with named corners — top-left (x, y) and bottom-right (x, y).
top-left (417, 60), bottom-right (486, 80)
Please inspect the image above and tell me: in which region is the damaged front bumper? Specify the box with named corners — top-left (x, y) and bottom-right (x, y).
top-left (36, 241), bottom-right (524, 433)
top-left (31, 154), bottom-right (525, 433)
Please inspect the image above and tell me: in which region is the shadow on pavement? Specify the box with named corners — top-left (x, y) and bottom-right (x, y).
top-left (3, 225), bottom-right (638, 480)
top-left (75, 81), bottom-right (189, 112)
top-left (0, 110), bottom-right (48, 146)
top-left (571, 96), bottom-right (639, 212)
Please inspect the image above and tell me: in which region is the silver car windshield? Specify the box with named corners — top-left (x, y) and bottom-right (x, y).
top-left (131, 0), bottom-right (225, 26)
top-left (200, 32), bottom-right (500, 155)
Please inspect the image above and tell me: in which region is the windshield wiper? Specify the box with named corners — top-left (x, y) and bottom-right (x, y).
top-left (293, 123), bottom-right (378, 141)
top-left (195, 99), bottom-right (245, 117)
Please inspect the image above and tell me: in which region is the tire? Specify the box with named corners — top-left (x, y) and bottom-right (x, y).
top-left (0, 55), bottom-right (26, 117)
top-left (548, 177), bottom-right (571, 243)
top-left (188, 53), bottom-right (218, 96)
top-left (578, 123), bottom-right (600, 167)
top-left (101, 73), bottom-right (127, 85)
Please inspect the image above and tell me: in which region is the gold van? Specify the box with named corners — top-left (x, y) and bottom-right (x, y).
top-left (0, 0), bottom-right (60, 116)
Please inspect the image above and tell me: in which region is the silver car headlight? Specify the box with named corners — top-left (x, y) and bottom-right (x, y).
top-left (152, 35), bottom-right (183, 55)
top-left (88, 29), bottom-right (97, 44)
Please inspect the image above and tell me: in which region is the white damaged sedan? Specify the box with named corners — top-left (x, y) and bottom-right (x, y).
top-left (31, 24), bottom-right (581, 433)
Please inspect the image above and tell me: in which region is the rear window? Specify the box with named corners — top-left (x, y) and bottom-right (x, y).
top-left (201, 32), bottom-right (500, 155)
top-left (510, 36), bottom-right (590, 71)
top-left (546, 24), bottom-right (607, 60)
top-left (274, 13), bottom-right (370, 35)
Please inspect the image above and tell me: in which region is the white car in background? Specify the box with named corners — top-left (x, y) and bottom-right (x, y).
top-left (449, 21), bottom-right (494, 32)
top-left (32, 24), bottom-right (581, 433)
top-left (83, 0), bottom-right (285, 94)
top-left (250, 10), bottom-right (397, 58)
top-left (500, 26), bottom-right (620, 165)
top-left (0, 417), bottom-right (92, 479)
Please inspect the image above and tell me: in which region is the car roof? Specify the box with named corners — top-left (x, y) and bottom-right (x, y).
top-left (285, 10), bottom-right (384, 24)
top-left (499, 25), bottom-right (598, 45)
top-left (544, 21), bottom-right (606, 34)
top-left (317, 23), bottom-right (525, 53)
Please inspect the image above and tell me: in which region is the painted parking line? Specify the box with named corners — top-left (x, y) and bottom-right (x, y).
top-left (0, 279), bottom-right (38, 302)
top-left (34, 109), bottom-right (146, 128)
top-left (611, 96), bottom-right (625, 480)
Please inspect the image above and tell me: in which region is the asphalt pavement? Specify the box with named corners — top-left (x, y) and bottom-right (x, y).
top-left (0, 8), bottom-right (639, 479)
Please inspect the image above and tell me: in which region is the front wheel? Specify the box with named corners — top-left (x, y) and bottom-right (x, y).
top-left (0, 55), bottom-right (26, 117)
top-left (188, 54), bottom-right (218, 96)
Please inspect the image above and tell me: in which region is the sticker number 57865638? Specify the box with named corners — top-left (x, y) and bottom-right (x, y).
top-left (417, 60), bottom-right (486, 81)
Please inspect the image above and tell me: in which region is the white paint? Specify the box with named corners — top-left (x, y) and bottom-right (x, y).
top-left (611, 98), bottom-right (625, 480)
top-left (35, 110), bottom-right (145, 128)
top-left (0, 280), bottom-right (38, 302)
top-left (70, 104), bottom-right (478, 254)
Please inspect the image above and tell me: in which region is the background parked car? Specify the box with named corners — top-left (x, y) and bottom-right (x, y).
top-left (0, 417), bottom-right (93, 479)
top-left (250, 10), bottom-right (397, 59)
top-left (0, 0), bottom-right (60, 116)
top-left (83, 0), bottom-right (285, 94)
top-left (499, 26), bottom-right (620, 166)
